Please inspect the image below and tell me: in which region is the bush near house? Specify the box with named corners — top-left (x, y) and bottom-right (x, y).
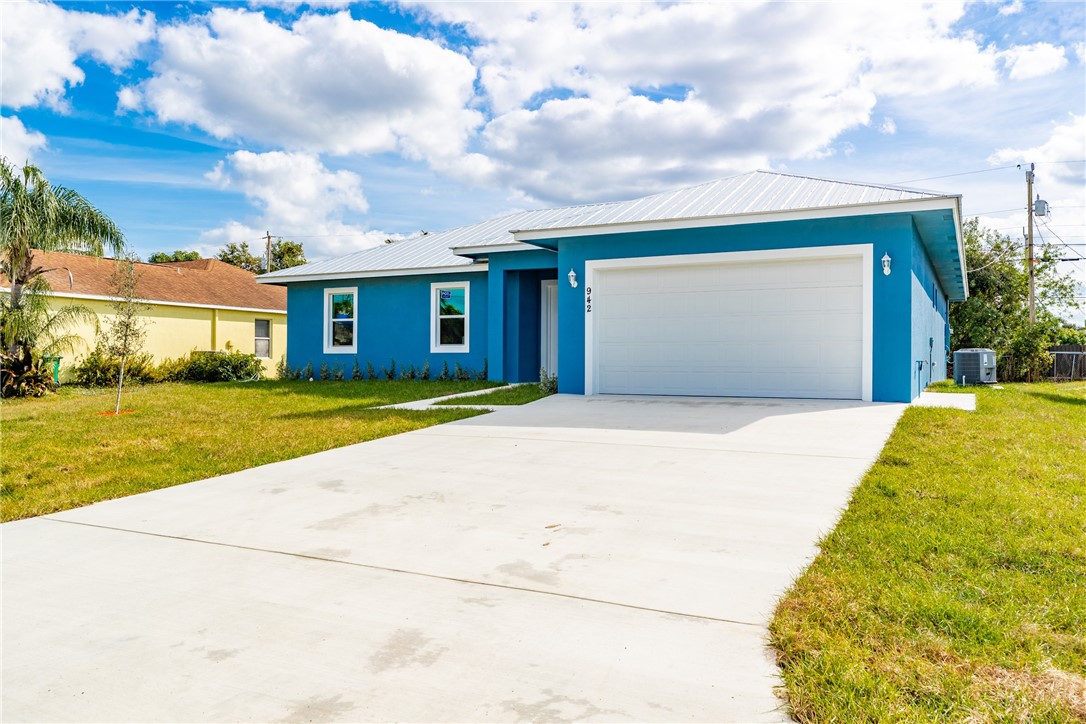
top-left (71, 348), bottom-right (264, 386)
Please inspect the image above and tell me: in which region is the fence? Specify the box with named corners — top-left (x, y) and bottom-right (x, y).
top-left (1050, 345), bottom-right (1086, 381)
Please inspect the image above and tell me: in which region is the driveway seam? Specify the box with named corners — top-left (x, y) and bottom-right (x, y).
top-left (43, 517), bottom-right (765, 629)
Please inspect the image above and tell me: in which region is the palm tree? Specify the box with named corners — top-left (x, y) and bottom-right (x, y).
top-left (1, 157), bottom-right (125, 363)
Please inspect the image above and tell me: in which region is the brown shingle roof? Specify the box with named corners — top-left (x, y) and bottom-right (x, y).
top-left (2, 251), bottom-right (286, 312)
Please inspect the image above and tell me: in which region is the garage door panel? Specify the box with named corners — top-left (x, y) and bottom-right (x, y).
top-left (595, 254), bottom-right (864, 399)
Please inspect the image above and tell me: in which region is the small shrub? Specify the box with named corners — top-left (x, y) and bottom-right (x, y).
top-left (421, 358), bottom-right (431, 381)
top-left (351, 358), bottom-right (363, 381)
top-left (402, 363), bottom-right (417, 380)
top-left (1, 353), bottom-right (54, 398)
top-left (539, 367), bottom-right (558, 394)
top-left (437, 360), bottom-right (450, 381)
top-left (319, 362), bottom-right (331, 381)
top-left (162, 350), bottom-right (264, 382)
top-left (454, 362), bottom-right (472, 381)
top-left (386, 358), bottom-right (397, 380)
top-left (71, 346), bottom-right (156, 387)
top-left (365, 361), bottom-right (376, 380)
top-left (276, 356), bottom-right (296, 380)
top-left (154, 354), bottom-right (189, 382)
top-left (300, 360), bottom-right (314, 381)
top-left (477, 358), bottom-right (488, 381)
top-left (332, 364), bottom-right (345, 381)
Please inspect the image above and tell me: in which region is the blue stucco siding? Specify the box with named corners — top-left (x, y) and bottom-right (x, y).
top-left (486, 249), bottom-right (558, 382)
top-left (910, 222), bottom-right (950, 394)
top-left (551, 214), bottom-right (921, 401)
top-left (279, 211), bottom-right (952, 401)
top-left (285, 272), bottom-right (488, 376)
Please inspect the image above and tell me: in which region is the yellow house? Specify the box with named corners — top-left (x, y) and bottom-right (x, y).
top-left (4, 251), bottom-right (287, 380)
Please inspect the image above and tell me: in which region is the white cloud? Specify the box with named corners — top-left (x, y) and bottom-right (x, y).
top-left (201, 150), bottom-right (387, 259)
top-left (998, 0), bottom-right (1024, 16)
top-left (0, 1), bottom-right (154, 110)
top-left (0, 115), bottom-right (48, 165)
top-left (404, 1), bottom-right (1007, 203)
top-left (879, 117), bottom-right (897, 135)
top-left (989, 114), bottom-right (1086, 185)
top-left (1000, 42), bottom-right (1068, 80)
top-left (121, 8), bottom-right (481, 167)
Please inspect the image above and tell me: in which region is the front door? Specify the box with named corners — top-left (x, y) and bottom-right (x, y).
top-left (540, 280), bottom-right (558, 377)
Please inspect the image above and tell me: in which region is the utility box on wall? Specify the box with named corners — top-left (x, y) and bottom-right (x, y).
top-left (953, 348), bottom-right (997, 385)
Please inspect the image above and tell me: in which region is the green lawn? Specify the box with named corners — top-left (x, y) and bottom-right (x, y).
top-left (770, 382), bottom-right (1086, 721)
top-left (434, 383), bottom-right (552, 406)
top-left (1, 379), bottom-right (498, 522)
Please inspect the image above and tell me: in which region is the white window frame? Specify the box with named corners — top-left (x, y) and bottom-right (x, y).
top-left (430, 281), bottom-right (470, 353)
top-left (254, 318), bottom-right (271, 358)
top-left (324, 287), bottom-right (358, 354)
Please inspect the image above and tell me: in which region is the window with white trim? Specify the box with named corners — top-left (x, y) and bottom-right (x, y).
top-left (254, 319), bottom-right (271, 358)
top-left (324, 287), bottom-right (357, 354)
top-left (430, 281), bottom-right (469, 353)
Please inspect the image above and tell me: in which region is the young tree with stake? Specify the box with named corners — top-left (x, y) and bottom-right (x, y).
top-left (103, 256), bottom-right (149, 414)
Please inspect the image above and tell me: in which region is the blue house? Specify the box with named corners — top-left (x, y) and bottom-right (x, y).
top-left (259, 171), bottom-right (966, 403)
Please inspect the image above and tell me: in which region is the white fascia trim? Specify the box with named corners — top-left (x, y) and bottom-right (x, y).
top-left (323, 286), bottom-right (358, 355)
top-left (257, 264), bottom-right (489, 285)
top-left (450, 242), bottom-right (541, 257)
top-left (430, 280), bottom-right (470, 354)
top-left (583, 244), bottom-right (874, 402)
top-left (0, 287), bottom-right (285, 315)
top-left (951, 197), bottom-right (968, 301)
top-left (514, 197), bottom-right (960, 242)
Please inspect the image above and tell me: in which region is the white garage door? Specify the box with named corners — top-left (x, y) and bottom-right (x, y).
top-left (592, 254), bottom-right (865, 399)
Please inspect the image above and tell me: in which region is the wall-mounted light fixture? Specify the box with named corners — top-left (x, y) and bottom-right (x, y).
top-left (881, 253), bottom-right (892, 276)
top-left (568, 268), bottom-right (578, 288)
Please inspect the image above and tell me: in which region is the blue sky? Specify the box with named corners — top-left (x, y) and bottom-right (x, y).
top-left (1, 0), bottom-right (1084, 318)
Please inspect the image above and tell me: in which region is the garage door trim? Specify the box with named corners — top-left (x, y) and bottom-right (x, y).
top-left (584, 244), bottom-right (874, 400)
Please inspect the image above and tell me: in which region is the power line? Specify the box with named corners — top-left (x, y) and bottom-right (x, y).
top-left (891, 164), bottom-right (1020, 185)
top-left (1038, 219), bottom-right (1086, 257)
top-left (966, 241), bottom-right (1025, 273)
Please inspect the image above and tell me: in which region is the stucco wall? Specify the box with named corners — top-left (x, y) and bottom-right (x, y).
top-left (910, 224), bottom-right (950, 394)
top-left (40, 296), bottom-right (286, 380)
top-left (285, 272), bottom-right (489, 377)
top-left (486, 249), bottom-right (559, 383)
top-left (550, 214), bottom-right (920, 401)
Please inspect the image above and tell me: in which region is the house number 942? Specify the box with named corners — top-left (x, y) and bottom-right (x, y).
top-left (585, 286), bottom-right (592, 313)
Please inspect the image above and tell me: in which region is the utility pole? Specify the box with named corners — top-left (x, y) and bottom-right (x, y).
top-left (1025, 164), bottom-right (1036, 324)
top-left (264, 230), bottom-right (273, 274)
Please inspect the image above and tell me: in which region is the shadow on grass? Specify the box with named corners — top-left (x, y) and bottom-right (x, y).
top-left (214, 379), bottom-right (499, 406)
top-left (1021, 390), bottom-right (1086, 407)
top-left (273, 405), bottom-right (486, 421)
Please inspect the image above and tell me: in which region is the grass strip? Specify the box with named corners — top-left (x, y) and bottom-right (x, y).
top-left (770, 382), bottom-right (1086, 721)
top-left (1, 379), bottom-right (496, 521)
top-left (433, 384), bottom-right (552, 406)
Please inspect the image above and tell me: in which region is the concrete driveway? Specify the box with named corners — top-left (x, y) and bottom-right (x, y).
top-left (2, 395), bottom-right (905, 722)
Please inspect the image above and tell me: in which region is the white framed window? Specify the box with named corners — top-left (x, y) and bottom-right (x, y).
top-left (254, 319), bottom-right (271, 358)
top-left (324, 287), bottom-right (357, 354)
top-left (430, 281), bottom-right (469, 353)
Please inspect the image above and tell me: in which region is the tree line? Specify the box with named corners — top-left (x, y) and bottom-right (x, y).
top-left (148, 239), bottom-right (307, 274)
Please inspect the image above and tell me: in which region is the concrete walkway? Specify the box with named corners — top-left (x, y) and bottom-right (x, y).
top-left (2, 395), bottom-right (907, 722)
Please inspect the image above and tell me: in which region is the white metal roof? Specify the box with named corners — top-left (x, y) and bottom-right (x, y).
top-left (257, 212), bottom-right (523, 280)
top-left (259, 171), bottom-right (953, 282)
top-left (508, 170), bottom-right (947, 235)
